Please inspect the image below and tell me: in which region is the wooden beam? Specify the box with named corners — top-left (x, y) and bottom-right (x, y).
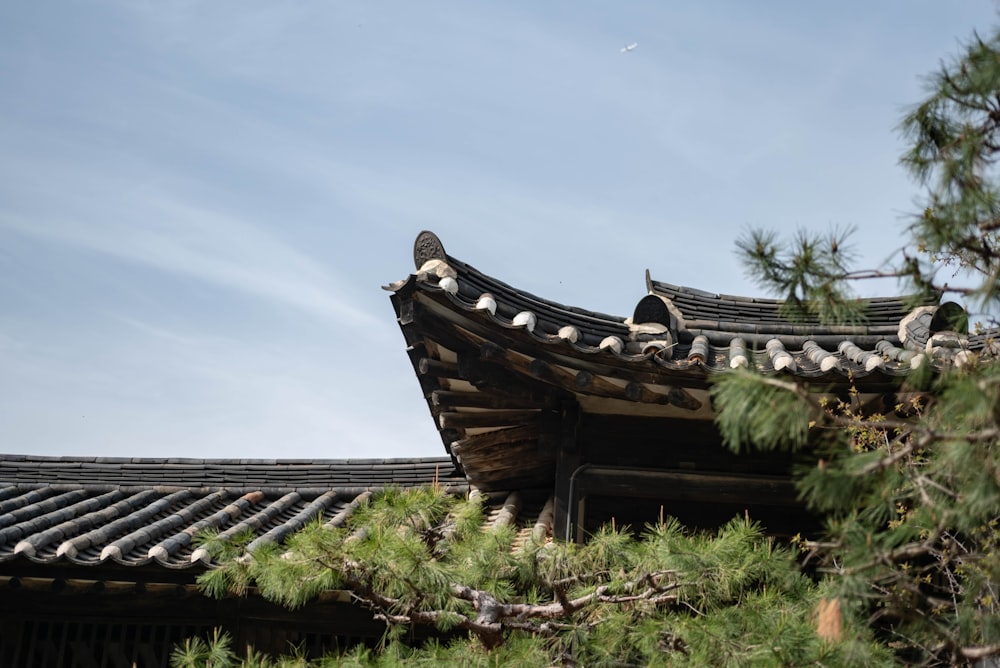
top-left (431, 390), bottom-right (541, 410)
top-left (450, 424), bottom-right (540, 453)
top-left (410, 304), bottom-right (705, 410)
top-left (666, 386), bottom-right (702, 411)
top-left (575, 370), bottom-right (622, 394)
top-left (412, 293), bottom-right (693, 387)
top-left (452, 424), bottom-right (555, 489)
top-left (438, 410), bottom-right (542, 430)
top-left (417, 357), bottom-right (459, 378)
top-left (478, 341), bottom-right (506, 361)
top-left (625, 381), bottom-right (669, 403)
top-left (452, 351), bottom-right (558, 402)
top-left (623, 382), bottom-right (703, 411)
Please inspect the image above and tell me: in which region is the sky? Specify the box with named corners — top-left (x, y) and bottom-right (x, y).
top-left (1, 2), bottom-right (998, 461)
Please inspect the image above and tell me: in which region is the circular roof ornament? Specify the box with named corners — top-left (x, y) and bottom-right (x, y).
top-left (632, 294), bottom-right (675, 329)
top-left (929, 302), bottom-right (968, 334)
top-left (413, 230), bottom-right (447, 269)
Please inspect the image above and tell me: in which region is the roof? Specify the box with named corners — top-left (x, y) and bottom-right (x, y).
top-left (388, 230), bottom-right (987, 489)
top-left (392, 231), bottom-right (979, 383)
top-left (647, 279), bottom-right (921, 343)
top-left (0, 455), bottom-right (481, 573)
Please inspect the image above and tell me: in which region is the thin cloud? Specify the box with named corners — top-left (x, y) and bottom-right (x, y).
top-left (0, 315), bottom-right (439, 459)
top-left (0, 198), bottom-right (379, 330)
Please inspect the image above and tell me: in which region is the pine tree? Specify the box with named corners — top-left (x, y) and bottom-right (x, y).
top-left (179, 486), bottom-right (892, 667)
top-left (716, 24), bottom-right (1000, 667)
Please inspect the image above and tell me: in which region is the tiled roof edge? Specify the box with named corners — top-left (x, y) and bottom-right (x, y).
top-left (0, 454), bottom-right (456, 466)
top-left (0, 482), bottom-right (470, 497)
top-left (0, 455), bottom-right (463, 491)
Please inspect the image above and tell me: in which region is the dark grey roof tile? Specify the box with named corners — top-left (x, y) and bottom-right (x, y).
top-left (148, 491), bottom-right (266, 564)
top-left (245, 491), bottom-right (338, 553)
top-left (56, 492), bottom-right (190, 563)
top-left (101, 490), bottom-right (232, 564)
top-left (13, 489), bottom-right (161, 560)
top-left (0, 488), bottom-right (59, 514)
top-left (0, 490), bottom-right (122, 550)
top-left (0, 455), bottom-right (469, 571)
top-left (0, 489), bottom-right (89, 531)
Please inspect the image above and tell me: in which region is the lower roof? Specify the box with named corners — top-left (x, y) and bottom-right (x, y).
top-left (0, 454), bottom-right (477, 573)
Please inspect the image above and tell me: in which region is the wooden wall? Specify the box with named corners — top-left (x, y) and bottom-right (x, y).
top-left (0, 580), bottom-right (392, 667)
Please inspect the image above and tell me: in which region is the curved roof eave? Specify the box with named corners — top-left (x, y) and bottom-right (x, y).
top-left (392, 231), bottom-right (980, 386)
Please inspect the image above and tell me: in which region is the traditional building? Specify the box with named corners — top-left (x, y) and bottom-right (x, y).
top-left (0, 230), bottom-right (979, 665)
top-left (386, 231), bottom-right (975, 541)
top-left (0, 456), bottom-right (468, 665)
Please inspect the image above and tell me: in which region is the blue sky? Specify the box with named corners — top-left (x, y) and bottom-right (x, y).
top-left (1, 2), bottom-right (997, 459)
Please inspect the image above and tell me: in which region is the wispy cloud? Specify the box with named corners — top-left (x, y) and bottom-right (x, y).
top-left (0, 193), bottom-right (379, 329)
top-left (0, 314), bottom-right (439, 459)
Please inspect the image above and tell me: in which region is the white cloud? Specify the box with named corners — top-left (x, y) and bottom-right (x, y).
top-left (0, 195), bottom-right (379, 329)
top-left (0, 313), bottom-right (440, 459)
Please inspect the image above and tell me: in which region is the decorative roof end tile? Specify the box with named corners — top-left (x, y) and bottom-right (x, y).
top-left (512, 311), bottom-right (537, 332)
top-left (557, 325), bottom-right (580, 343)
top-left (689, 335), bottom-right (710, 363)
top-left (56, 541), bottom-right (77, 559)
top-left (599, 336), bottom-right (624, 354)
top-left (803, 341), bottom-right (841, 372)
top-left (955, 350), bottom-right (976, 367)
top-left (729, 338), bottom-right (749, 368)
top-left (899, 306), bottom-right (937, 348)
top-left (148, 545), bottom-right (169, 561)
top-left (838, 340), bottom-right (882, 371)
top-left (475, 294), bottom-right (497, 315)
top-left (13, 540), bottom-right (34, 557)
top-left (642, 340), bottom-right (673, 356)
top-left (766, 339), bottom-right (797, 372)
top-left (100, 545), bottom-right (122, 561)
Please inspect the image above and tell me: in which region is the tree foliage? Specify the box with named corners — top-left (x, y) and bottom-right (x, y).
top-left (179, 487), bottom-right (891, 667)
top-left (716, 24), bottom-right (1000, 667)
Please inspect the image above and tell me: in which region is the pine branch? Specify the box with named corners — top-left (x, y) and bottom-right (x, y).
top-left (854, 437), bottom-right (918, 475)
top-left (346, 568), bottom-right (688, 649)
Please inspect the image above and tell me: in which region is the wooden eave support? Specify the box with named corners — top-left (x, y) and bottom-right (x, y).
top-left (418, 357), bottom-right (459, 378)
top-left (467, 342), bottom-right (704, 412)
top-left (450, 424), bottom-right (541, 453)
top-left (412, 291), bottom-right (697, 387)
top-left (431, 390), bottom-right (542, 411)
top-left (416, 344), bottom-right (553, 406)
top-left (438, 410), bottom-right (542, 430)
top-left (451, 423), bottom-right (555, 490)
